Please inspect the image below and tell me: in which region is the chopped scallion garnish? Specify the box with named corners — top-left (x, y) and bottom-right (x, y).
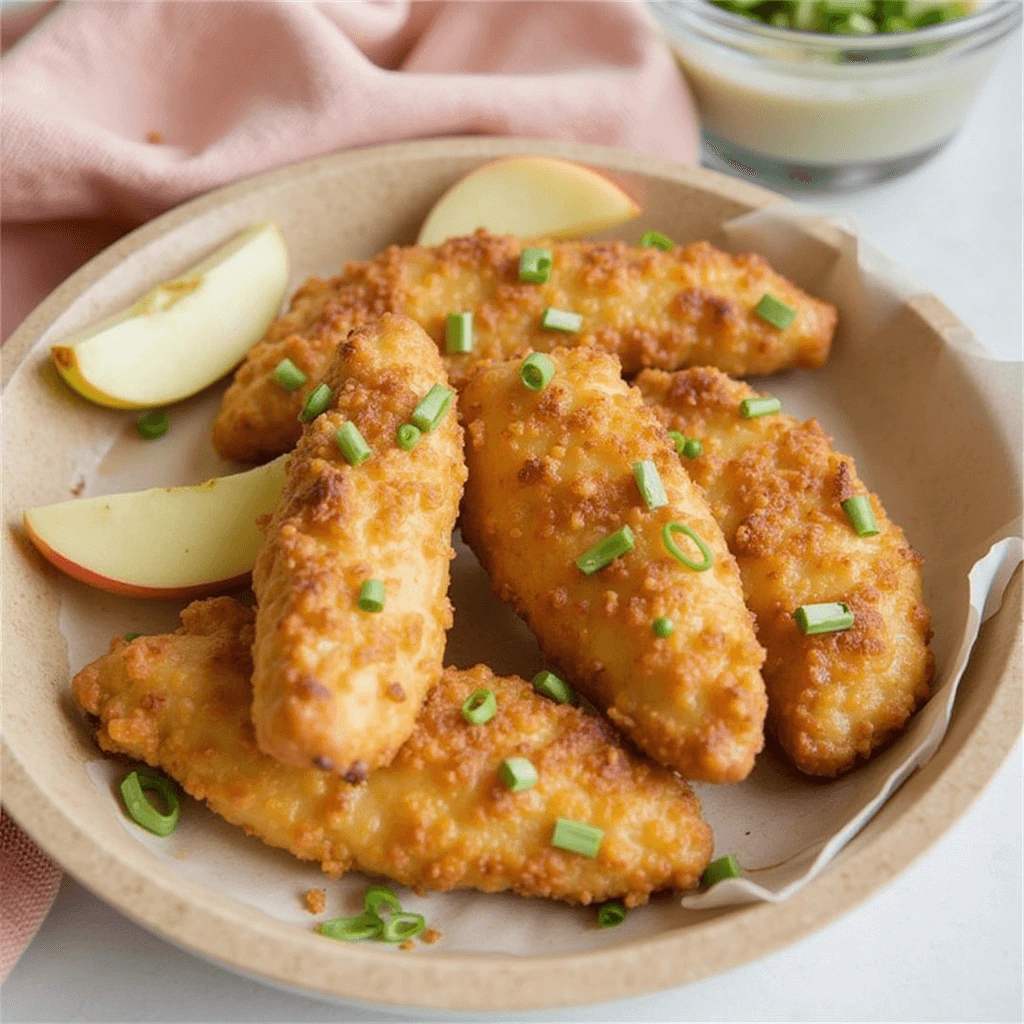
top-left (841, 495), bottom-right (879, 537)
top-left (335, 421), bottom-right (372, 466)
top-left (319, 912), bottom-right (383, 943)
top-left (540, 307), bottom-right (582, 333)
top-left (754, 294), bottom-right (796, 330)
top-left (396, 423), bottom-right (421, 451)
top-left (532, 670), bottom-right (576, 705)
top-left (123, 632), bottom-right (141, 642)
top-left (136, 411), bottom-right (169, 440)
top-left (380, 912), bottom-right (426, 944)
top-left (597, 902), bottom-right (626, 927)
top-left (739, 396), bottom-right (782, 419)
top-left (793, 602), bottom-right (854, 635)
top-left (357, 579), bottom-right (385, 613)
top-left (519, 352), bottom-right (556, 392)
top-left (462, 688), bottom-right (497, 725)
top-left (498, 757), bottom-right (538, 792)
top-left (411, 384), bottom-right (453, 433)
top-left (633, 460), bottom-right (668, 511)
top-left (551, 817), bottom-right (604, 859)
top-left (702, 854), bottom-right (741, 887)
top-left (445, 311), bottom-right (474, 354)
top-left (299, 383), bottom-right (333, 423)
top-left (576, 525), bottom-right (635, 575)
top-left (668, 430), bottom-right (687, 454)
top-left (364, 884), bottom-right (402, 918)
top-left (662, 522), bottom-right (713, 572)
top-left (639, 230), bottom-right (673, 251)
top-left (519, 247), bottom-right (553, 284)
top-left (120, 768), bottom-right (179, 837)
top-left (271, 358), bottom-right (307, 391)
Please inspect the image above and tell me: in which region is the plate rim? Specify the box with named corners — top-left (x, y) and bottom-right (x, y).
top-left (2, 135), bottom-right (1021, 1012)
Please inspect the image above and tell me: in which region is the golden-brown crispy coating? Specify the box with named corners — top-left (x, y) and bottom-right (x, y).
top-left (635, 367), bottom-right (934, 777)
top-left (251, 315), bottom-right (466, 777)
top-left (72, 598), bottom-right (714, 906)
top-left (458, 348), bottom-right (767, 784)
top-left (213, 230), bottom-right (838, 462)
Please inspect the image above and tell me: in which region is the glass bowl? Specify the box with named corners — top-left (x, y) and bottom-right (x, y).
top-left (648, 0), bottom-right (1021, 192)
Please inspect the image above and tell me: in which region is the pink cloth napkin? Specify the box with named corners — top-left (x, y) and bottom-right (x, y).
top-left (0, 0), bottom-right (698, 981)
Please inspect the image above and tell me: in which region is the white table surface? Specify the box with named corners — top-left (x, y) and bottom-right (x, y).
top-left (3, 29), bottom-right (1021, 1024)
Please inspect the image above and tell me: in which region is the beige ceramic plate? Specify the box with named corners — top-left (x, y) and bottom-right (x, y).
top-left (2, 138), bottom-right (1021, 1013)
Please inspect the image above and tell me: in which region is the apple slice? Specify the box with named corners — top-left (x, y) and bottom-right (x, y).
top-left (417, 156), bottom-right (641, 246)
top-left (52, 223), bottom-right (289, 409)
top-left (23, 457), bottom-right (287, 600)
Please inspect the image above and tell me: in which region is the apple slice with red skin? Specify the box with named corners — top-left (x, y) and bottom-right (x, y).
top-left (23, 457), bottom-right (287, 600)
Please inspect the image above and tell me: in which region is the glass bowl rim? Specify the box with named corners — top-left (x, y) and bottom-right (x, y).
top-left (648, 0), bottom-right (1022, 52)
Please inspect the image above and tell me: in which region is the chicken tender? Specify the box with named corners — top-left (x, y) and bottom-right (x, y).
top-left (458, 348), bottom-right (767, 784)
top-left (252, 315), bottom-right (466, 777)
top-left (635, 367), bottom-right (934, 776)
top-left (213, 230), bottom-right (837, 462)
top-left (72, 598), bottom-right (714, 905)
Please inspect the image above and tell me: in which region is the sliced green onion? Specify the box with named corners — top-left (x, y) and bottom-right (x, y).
top-left (883, 14), bottom-right (913, 32)
top-left (123, 632), bottom-right (141, 642)
top-left (551, 817), bottom-right (604, 859)
top-left (445, 311), bottom-right (474, 354)
top-left (709, 0), bottom-right (970, 33)
top-left (364, 884), bottom-right (402, 917)
top-left (380, 912), bottom-right (426, 944)
top-left (271, 358), bottom-right (307, 391)
top-left (633, 460), bottom-right (668, 511)
top-left (519, 247), bottom-right (553, 284)
top-left (841, 495), bottom-right (879, 537)
top-left (754, 294), bottom-right (796, 330)
top-left (462, 687), bottom-right (497, 725)
top-left (396, 423), bottom-right (421, 451)
top-left (834, 10), bottom-right (877, 32)
top-left (652, 617), bottom-right (675, 638)
top-left (498, 757), bottom-right (538, 792)
top-left (540, 307), bottom-right (582, 333)
top-left (739, 396), bottom-right (782, 419)
top-left (136, 411), bottom-right (169, 440)
top-left (532, 670), bottom-right (576, 705)
top-left (668, 431), bottom-right (703, 459)
top-left (319, 912), bottom-right (383, 942)
top-left (597, 902), bottom-right (626, 928)
top-left (519, 352), bottom-right (556, 392)
top-left (793, 602), bottom-right (854, 635)
top-left (120, 768), bottom-right (180, 837)
top-left (358, 579), bottom-right (385, 613)
top-left (662, 522), bottom-right (713, 572)
top-left (299, 383), bottom-right (333, 422)
top-left (576, 525), bottom-right (635, 575)
top-left (335, 421), bottom-right (372, 466)
top-left (639, 230), bottom-right (673, 251)
top-left (411, 384), bottom-right (453, 433)
top-left (702, 854), bottom-right (741, 887)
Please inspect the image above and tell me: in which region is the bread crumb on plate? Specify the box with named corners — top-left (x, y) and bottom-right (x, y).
top-left (303, 888), bottom-right (326, 915)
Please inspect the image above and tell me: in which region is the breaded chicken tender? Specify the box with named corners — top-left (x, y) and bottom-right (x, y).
top-left (213, 231), bottom-right (838, 462)
top-left (72, 598), bottom-right (714, 905)
top-left (251, 315), bottom-right (465, 777)
top-left (458, 348), bottom-right (768, 784)
top-left (635, 367), bottom-right (934, 776)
